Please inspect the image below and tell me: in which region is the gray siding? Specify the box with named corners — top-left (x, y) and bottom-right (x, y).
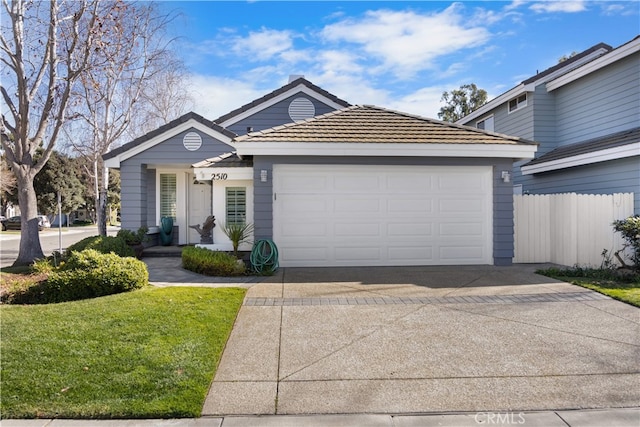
top-left (119, 128), bottom-right (234, 230)
top-left (226, 94), bottom-right (339, 135)
top-left (521, 156), bottom-right (640, 215)
top-left (253, 156), bottom-right (516, 266)
top-left (554, 54), bottom-right (639, 145)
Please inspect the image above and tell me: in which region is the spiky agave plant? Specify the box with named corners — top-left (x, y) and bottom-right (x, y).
top-left (222, 222), bottom-right (254, 258)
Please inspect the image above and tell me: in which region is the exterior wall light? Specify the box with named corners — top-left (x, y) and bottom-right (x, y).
top-left (501, 171), bottom-right (511, 183)
top-left (260, 169), bottom-right (268, 182)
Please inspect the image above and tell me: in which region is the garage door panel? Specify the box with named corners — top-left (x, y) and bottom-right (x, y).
top-left (388, 198), bottom-right (433, 214)
top-left (280, 246), bottom-right (329, 264)
top-left (388, 246), bottom-right (434, 262)
top-left (439, 222), bottom-right (485, 236)
top-left (440, 245), bottom-right (486, 262)
top-left (386, 174), bottom-right (432, 192)
top-left (334, 173), bottom-right (380, 192)
top-left (281, 222), bottom-right (327, 238)
top-left (334, 222), bottom-right (381, 237)
top-left (437, 173), bottom-right (488, 191)
top-left (279, 174), bottom-right (328, 193)
top-left (281, 196), bottom-right (327, 214)
top-left (274, 165), bottom-right (492, 267)
top-left (334, 197), bottom-right (380, 213)
top-left (388, 222), bottom-right (433, 237)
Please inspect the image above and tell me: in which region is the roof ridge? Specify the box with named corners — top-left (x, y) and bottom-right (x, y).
top-left (212, 77), bottom-right (351, 125)
top-left (103, 111), bottom-right (236, 160)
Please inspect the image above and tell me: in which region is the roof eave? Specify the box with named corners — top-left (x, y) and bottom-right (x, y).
top-left (235, 141), bottom-right (537, 160)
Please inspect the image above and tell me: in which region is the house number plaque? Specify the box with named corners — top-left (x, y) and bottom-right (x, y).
top-left (211, 173), bottom-right (228, 180)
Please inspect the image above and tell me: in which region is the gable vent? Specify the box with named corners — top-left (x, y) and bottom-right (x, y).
top-left (183, 131), bottom-right (202, 151)
top-left (288, 97), bottom-right (315, 122)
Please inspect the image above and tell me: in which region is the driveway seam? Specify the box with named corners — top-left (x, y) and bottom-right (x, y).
top-left (274, 268), bottom-right (286, 414)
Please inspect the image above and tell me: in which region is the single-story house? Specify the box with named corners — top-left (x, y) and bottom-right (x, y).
top-left (104, 77), bottom-right (537, 267)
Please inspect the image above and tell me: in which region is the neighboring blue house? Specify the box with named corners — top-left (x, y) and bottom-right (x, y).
top-left (457, 36), bottom-right (640, 214)
top-left (104, 77), bottom-right (537, 267)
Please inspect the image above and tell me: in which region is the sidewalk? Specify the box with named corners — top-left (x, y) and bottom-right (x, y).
top-left (2, 408), bottom-right (639, 426)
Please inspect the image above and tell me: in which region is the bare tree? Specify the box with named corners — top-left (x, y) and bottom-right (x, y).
top-left (127, 62), bottom-right (195, 139)
top-left (0, 0), bottom-right (103, 265)
top-left (66, 2), bottom-right (188, 236)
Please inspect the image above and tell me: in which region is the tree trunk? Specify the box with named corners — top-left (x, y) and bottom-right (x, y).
top-left (14, 172), bottom-right (45, 266)
top-left (98, 188), bottom-right (107, 236)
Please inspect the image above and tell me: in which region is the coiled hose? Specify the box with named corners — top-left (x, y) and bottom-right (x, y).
top-left (250, 239), bottom-right (279, 274)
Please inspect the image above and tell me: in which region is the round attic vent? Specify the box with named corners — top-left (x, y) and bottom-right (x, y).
top-left (288, 97), bottom-right (315, 122)
top-left (183, 131), bottom-right (202, 151)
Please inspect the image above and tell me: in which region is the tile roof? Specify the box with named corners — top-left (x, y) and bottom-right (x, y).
top-left (213, 77), bottom-right (351, 124)
top-left (192, 152), bottom-right (253, 168)
top-left (525, 127), bottom-right (640, 166)
top-left (234, 105), bottom-right (536, 145)
top-left (103, 112), bottom-right (236, 160)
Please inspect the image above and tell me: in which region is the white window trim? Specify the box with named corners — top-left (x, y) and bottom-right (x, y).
top-left (476, 115), bottom-right (495, 132)
top-left (508, 94), bottom-right (528, 114)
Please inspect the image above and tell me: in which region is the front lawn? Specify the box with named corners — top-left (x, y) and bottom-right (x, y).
top-left (1, 286), bottom-right (246, 419)
top-left (538, 267), bottom-right (640, 307)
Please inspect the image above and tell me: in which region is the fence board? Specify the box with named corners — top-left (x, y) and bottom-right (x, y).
top-left (514, 193), bottom-right (634, 267)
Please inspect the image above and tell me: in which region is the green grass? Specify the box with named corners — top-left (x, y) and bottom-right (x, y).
top-left (1, 286), bottom-right (246, 419)
top-left (537, 267), bottom-right (640, 307)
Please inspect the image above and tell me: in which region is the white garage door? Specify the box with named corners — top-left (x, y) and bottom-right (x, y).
top-left (273, 164), bottom-right (493, 267)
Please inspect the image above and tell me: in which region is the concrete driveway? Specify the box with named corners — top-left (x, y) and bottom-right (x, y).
top-left (202, 265), bottom-right (640, 416)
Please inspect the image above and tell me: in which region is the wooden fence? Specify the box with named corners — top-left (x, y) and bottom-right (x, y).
top-left (514, 193), bottom-right (635, 267)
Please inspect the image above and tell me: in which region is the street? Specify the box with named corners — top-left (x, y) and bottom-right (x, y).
top-left (0, 226), bottom-right (119, 268)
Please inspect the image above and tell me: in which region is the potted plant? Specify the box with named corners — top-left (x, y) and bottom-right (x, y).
top-left (116, 226), bottom-right (149, 259)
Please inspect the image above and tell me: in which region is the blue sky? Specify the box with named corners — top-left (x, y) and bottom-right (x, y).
top-left (159, 1), bottom-right (639, 119)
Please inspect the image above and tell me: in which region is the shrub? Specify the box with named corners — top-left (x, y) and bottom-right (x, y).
top-left (116, 227), bottom-right (149, 245)
top-left (14, 250), bottom-right (148, 304)
top-left (613, 215), bottom-right (640, 270)
top-left (182, 246), bottom-right (245, 276)
top-left (66, 235), bottom-right (135, 258)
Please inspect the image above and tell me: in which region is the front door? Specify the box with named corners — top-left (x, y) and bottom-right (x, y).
top-left (188, 176), bottom-right (212, 244)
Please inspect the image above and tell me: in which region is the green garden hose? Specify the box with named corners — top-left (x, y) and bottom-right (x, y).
top-left (250, 239), bottom-right (279, 274)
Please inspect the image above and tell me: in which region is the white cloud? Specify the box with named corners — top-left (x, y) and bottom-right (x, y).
top-left (389, 86), bottom-right (450, 119)
top-left (188, 75), bottom-right (265, 119)
top-left (230, 28), bottom-right (294, 61)
top-left (529, 1), bottom-right (587, 13)
top-left (321, 4), bottom-right (491, 79)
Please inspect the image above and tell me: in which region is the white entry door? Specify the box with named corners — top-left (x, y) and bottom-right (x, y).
top-left (273, 164), bottom-right (493, 267)
top-left (188, 178), bottom-right (212, 244)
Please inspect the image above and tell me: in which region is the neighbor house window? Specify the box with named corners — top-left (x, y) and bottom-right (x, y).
top-left (160, 173), bottom-right (177, 219)
top-left (477, 116), bottom-right (494, 132)
top-left (508, 94), bottom-right (527, 113)
top-left (226, 187), bottom-right (246, 226)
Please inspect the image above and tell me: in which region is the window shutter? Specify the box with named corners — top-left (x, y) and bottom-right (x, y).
top-left (226, 187), bottom-right (247, 226)
top-left (160, 174), bottom-right (177, 219)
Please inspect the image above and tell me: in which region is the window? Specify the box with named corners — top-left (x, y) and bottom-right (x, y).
top-left (226, 187), bottom-right (246, 226)
top-left (160, 174), bottom-right (177, 219)
top-left (508, 94), bottom-right (527, 113)
top-left (477, 116), bottom-right (494, 132)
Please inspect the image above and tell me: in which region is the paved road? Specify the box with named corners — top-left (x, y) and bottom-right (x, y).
top-left (0, 226), bottom-right (119, 268)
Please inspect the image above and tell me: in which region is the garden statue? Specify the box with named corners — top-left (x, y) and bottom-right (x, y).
top-left (189, 215), bottom-right (216, 244)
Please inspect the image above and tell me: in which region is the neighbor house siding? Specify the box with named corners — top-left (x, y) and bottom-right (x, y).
top-left (553, 53), bottom-right (639, 145)
top-left (225, 94), bottom-right (339, 135)
top-left (252, 156), bottom-right (516, 265)
top-left (521, 157), bottom-right (640, 215)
